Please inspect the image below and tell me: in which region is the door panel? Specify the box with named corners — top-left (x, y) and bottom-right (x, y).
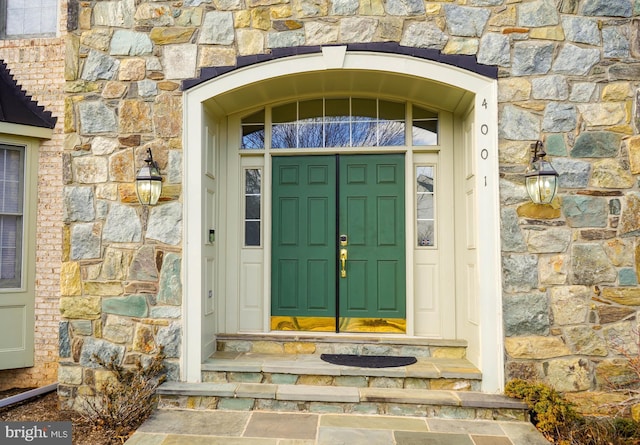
top-left (271, 154), bottom-right (405, 333)
top-left (271, 156), bottom-right (337, 331)
top-left (339, 155), bottom-right (405, 333)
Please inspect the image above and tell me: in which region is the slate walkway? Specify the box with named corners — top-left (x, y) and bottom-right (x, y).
top-left (124, 409), bottom-right (550, 445)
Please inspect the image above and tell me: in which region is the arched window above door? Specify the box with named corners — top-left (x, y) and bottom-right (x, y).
top-left (241, 98), bottom-right (438, 150)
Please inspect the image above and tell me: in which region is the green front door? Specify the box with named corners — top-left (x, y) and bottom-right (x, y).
top-left (271, 154), bottom-right (406, 333)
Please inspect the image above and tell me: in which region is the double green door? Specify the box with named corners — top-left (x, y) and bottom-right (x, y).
top-left (271, 154), bottom-right (406, 333)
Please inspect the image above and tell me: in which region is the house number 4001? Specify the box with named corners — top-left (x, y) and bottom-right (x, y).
top-left (480, 98), bottom-right (489, 187)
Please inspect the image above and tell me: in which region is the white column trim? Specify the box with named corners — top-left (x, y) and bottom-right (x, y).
top-left (183, 94), bottom-right (204, 382)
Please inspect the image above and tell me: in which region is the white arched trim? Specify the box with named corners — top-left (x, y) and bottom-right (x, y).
top-left (183, 48), bottom-right (503, 393)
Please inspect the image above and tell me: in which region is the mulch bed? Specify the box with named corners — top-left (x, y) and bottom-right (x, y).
top-left (0, 388), bottom-right (113, 445)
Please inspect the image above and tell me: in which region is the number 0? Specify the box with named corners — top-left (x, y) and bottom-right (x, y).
top-left (481, 124), bottom-right (488, 135)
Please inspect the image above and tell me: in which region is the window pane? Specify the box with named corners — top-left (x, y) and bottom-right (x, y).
top-left (241, 110), bottom-right (265, 149)
top-left (413, 121), bottom-right (438, 146)
top-left (245, 221), bottom-right (260, 246)
top-left (0, 148), bottom-right (23, 214)
top-left (377, 121), bottom-right (405, 146)
top-left (413, 105), bottom-right (438, 146)
top-left (242, 126), bottom-right (265, 149)
top-left (325, 121), bottom-right (350, 147)
top-left (297, 122), bottom-right (323, 148)
top-left (299, 99), bottom-right (323, 120)
top-left (416, 167), bottom-right (434, 192)
top-left (325, 98), bottom-right (349, 118)
top-left (245, 196), bottom-right (261, 219)
top-left (6, 149), bottom-right (20, 174)
top-left (417, 194), bottom-right (434, 219)
top-left (2, 181), bottom-right (20, 213)
top-left (352, 98), bottom-right (377, 120)
top-left (417, 221), bottom-right (434, 247)
top-left (0, 215), bottom-right (21, 287)
top-left (351, 121), bottom-right (376, 147)
top-left (413, 106), bottom-right (437, 120)
top-left (40, 6), bottom-right (58, 34)
top-left (273, 102), bottom-right (297, 123)
top-left (245, 169), bottom-right (261, 194)
top-left (5, 7), bottom-right (25, 35)
top-left (272, 123), bottom-right (297, 148)
top-left (244, 169), bottom-right (261, 246)
top-left (243, 110), bottom-right (265, 124)
top-left (379, 100), bottom-right (404, 120)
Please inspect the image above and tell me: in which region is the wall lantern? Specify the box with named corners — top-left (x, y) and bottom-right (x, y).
top-left (525, 140), bottom-right (559, 205)
top-left (135, 148), bottom-right (162, 206)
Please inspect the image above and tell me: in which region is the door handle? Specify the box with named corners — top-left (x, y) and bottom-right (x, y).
top-left (340, 249), bottom-right (348, 278)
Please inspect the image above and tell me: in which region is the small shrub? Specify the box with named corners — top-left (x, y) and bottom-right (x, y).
top-left (605, 330), bottom-right (640, 416)
top-left (613, 417), bottom-right (640, 438)
top-left (82, 350), bottom-right (166, 444)
top-left (505, 378), bottom-right (580, 437)
top-left (506, 379), bottom-right (640, 445)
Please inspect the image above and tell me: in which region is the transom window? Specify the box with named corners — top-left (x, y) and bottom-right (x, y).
top-left (1, 0), bottom-right (58, 38)
top-left (241, 98), bottom-right (438, 149)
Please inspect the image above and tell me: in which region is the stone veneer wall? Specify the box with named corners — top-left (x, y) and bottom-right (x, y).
top-left (60, 0), bottom-right (640, 411)
top-left (0, 3), bottom-right (67, 389)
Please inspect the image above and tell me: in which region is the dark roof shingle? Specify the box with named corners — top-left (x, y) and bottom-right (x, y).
top-left (0, 59), bottom-right (57, 129)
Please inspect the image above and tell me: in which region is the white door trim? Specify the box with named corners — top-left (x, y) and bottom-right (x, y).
top-left (183, 49), bottom-right (503, 391)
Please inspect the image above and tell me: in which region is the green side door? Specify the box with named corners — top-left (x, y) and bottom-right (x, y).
top-left (271, 154), bottom-right (405, 333)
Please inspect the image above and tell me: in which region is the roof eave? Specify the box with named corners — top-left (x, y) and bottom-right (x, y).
top-left (0, 121), bottom-right (54, 140)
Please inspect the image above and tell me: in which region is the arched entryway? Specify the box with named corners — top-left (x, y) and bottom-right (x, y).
top-left (183, 46), bottom-right (503, 392)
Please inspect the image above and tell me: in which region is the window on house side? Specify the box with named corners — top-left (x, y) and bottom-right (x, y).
top-left (1, 0), bottom-right (58, 38)
top-left (0, 145), bottom-right (24, 288)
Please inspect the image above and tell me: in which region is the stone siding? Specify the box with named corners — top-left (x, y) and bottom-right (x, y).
top-left (0, 2), bottom-right (67, 389)
top-left (56, 0), bottom-right (640, 409)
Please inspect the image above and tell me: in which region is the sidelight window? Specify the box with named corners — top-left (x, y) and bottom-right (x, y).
top-left (244, 168), bottom-right (261, 246)
top-left (416, 165), bottom-right (435, 247)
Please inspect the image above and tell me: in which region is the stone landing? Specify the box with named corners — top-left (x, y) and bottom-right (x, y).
top-left (155, 334), bottom-right (528, 421)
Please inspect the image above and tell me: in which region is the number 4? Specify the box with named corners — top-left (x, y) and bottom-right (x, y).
top-left (482, 99), bottom-right (488, 109)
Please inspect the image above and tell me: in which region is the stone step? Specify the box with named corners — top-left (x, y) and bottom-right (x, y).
top-left (156, 381), bottom-right (528, 421)
top-left (202, 351), bottom-right (482, 391)
top-left (216, 333), bottom-right (468, 359)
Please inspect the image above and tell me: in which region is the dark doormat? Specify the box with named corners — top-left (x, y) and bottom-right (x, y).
top-left (320, 354), bottom-right (417, 368)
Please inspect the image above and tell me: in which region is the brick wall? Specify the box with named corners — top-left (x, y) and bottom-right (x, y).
top-left (0, 3), bottom-right (66, 389)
